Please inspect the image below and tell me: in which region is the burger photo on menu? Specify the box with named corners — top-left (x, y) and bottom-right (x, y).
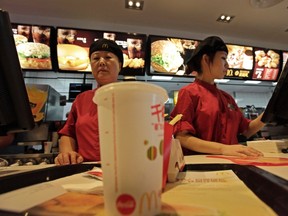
top-left (12, 24), bottom-right (53, 70)
top-left (13, 34), bottom-right (28, 46)
top-left (16, 42), bottom-right (52, 70)
top-left (57, 44), bottom-right (90, 71)
top-left (150, 40), bottom-right (184, 74)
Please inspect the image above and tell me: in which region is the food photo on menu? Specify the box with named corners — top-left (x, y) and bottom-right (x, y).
top-left (113, 33), bottom-right (147, 76)
top-left (149, 35), bottom-right (199, 76)
top-left (282, 51), bottom-right (288, 70)
top-left (123, 38), bottom-right (145, 70)
top-left (56, 27), bottom-right (91, 72)
top-left (12, 24), bottom-right (53, 70)
top-left (56, 27), bottom-right (146, 75)
top-left (252, 48), bottom-right (281, 81)
top-left (226, 44), bottom-right (253, 70)
top-left (223, 44), bottom-right (254, 80)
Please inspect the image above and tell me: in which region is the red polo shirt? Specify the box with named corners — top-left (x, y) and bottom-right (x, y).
top-left (170, 79), bottom-right (250, 155)
top-left (58, 88), bottom-right (101, 162)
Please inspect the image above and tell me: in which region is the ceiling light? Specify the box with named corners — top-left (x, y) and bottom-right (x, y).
top-left (125, 0), bottom-right (144, 10)
top-left (244, 80), bottom-right (262, 84)
top-left (217, 14), bottom-right (235, 23)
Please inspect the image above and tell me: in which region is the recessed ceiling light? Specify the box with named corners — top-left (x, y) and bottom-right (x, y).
top-left (217, 14), bottom-right (235, 23)
top-left (125, 0), bottom-right (144, 10)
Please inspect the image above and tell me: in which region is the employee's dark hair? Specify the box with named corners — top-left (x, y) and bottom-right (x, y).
top-left (185, 36), bottom-right (228, 75)
top-left (89, 38), bottom-right (123, 67)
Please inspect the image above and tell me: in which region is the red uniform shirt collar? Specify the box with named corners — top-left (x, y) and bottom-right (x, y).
top-left (194, 78), bottom-right (218, 91)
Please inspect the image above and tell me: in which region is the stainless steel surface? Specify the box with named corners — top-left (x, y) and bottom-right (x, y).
top-left (0, 153), bottom-right (55, 166)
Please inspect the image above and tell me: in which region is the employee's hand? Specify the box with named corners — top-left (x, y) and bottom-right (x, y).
top-left (54, 151), bottom-right (84, 165)
top-left (221, 144), bottom-right (264, 158)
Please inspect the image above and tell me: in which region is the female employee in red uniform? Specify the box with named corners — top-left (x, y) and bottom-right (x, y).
top-left (170, 36), bottom-right (265, 157)
top-left (0, 134), bottom-right (14, 148)
top-left (55, 39), bottom-right (123, 165)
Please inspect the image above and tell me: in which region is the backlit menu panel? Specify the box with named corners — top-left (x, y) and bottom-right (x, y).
top-left (283, 51), bottom-right (288, 71)
top-left (225, 44), bottom-right (254, 80)
top-left (12, 23), bottom-right (54, 71)
top-left (252, 48), bottom-right (281, 81)
top-left (56, 27), bottom-right (146, 76)
top-left (148, 35), bottom-right (199, 77)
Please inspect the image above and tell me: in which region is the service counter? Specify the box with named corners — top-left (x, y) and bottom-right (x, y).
top-left (184, 154), bottom-right (288, 180)
top-left (0, 155), bottom-right (287, 216)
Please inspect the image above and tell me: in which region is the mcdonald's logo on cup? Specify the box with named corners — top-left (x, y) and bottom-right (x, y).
top-left (139, 190), bottom-right (161, 214)
top-left (94, 82), bottom-right (168, 216)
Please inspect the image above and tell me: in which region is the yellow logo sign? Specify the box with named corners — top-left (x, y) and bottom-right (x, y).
top-left (102, 43), bottom-right (109, 49)
top-left (138, 190), bottom-right (160, 214)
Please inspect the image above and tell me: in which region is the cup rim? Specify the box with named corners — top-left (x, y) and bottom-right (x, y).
top-left (93, 81), bottom-right (168, 104)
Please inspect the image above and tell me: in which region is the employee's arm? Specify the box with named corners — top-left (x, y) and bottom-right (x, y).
top-left (175, 131), bottom-right (263, 157)
top-left (54, 135), bottom-right (83, 165)
top-left (242, 113), bottom-right (266, 138)
top-left (0, 133), bottom-right (15, 148)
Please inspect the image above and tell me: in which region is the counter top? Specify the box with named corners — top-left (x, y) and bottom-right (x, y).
top-left (184, 153), bottom-right (288, 180)
top-left (0, 155), bottom-right (287, 215)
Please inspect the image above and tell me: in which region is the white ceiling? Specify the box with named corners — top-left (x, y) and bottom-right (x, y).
top-left (0, 0), bottom-right (287, 50)
top-left (0, 0), bottom-right (286, 94)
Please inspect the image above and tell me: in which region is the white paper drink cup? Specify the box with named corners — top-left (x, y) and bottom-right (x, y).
top-left (93, 81), bottom-right (168, 216)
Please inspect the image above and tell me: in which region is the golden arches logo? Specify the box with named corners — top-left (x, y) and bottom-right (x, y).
top-left (102, 43), bottom-right (109, 49)
top-left (138, 190), bottom-right (159, 214)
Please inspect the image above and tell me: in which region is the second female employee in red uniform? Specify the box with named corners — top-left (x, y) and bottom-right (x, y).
top-left (55, 39), bottom-right (123, 165)
top-left (171, 36), bottom-right (265, 157)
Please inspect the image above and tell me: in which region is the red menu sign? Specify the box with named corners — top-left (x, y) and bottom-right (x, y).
top-left (252, 48), bottom-right (281, 81)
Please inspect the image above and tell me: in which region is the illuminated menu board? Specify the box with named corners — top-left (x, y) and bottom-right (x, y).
top-left (11, 23), bottom-right (55, 71)
top-left (252, 48), bottom-right (281, 81)
top-left (56, 27), bottom-right (146, 76)
top-left (148, 35), bottom-right (199, 77)
top-left (225, 44), bottom-right (254, 80)
top-left (283, 51), bottom-right (288, 71)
